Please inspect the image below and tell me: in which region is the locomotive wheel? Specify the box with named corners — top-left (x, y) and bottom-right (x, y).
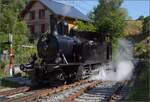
top-left (46, 69), bottom-right (66, 85)
top-left (55, 70), bottom-right (65, 82)
top-left (65, 72), bottom-right (77, 84)
top-left (76, 65), bottom-right (86, 80)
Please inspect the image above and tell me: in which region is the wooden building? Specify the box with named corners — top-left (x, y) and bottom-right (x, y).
top-left (20, 0), bottom-right (89, 37)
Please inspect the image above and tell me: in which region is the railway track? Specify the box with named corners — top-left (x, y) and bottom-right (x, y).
top-left (34, 80), bottom-right (128, 102)
top-left (0, 80), bottom-right (89, 102)
top-left (0, 86), bottom-right (30, 96)
top-left (108, 81), bottom-right (129, 102)
top-left (0, 80), bottom-right (128, 102)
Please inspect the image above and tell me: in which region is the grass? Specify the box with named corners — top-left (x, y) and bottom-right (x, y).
top-left (124, 20), bottom-right (143, 36)
top-left (125, 20), bottom-right (150, 101)
top-left (0, 68), bottom-right (6, 77)
top-left (127, 61), bottom-right (149, 101)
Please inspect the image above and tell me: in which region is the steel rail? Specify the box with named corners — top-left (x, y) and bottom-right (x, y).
top-left (108, 81), bottom-right (128, 102)
top-left (62, 81), bottom-right (102, 102)
top-left (4, 80), bottom-right (89, 102)
top-left (0, 86), bottom-right (30, 96)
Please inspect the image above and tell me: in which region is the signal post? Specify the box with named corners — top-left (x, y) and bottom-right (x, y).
top-left (9, 33), bottom-right (14, 76)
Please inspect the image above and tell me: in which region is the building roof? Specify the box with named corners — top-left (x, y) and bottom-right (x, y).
top-left (21, 0), bottom-right (90, 21)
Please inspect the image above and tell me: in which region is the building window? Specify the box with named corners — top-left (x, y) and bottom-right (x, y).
top-left (39, 9), bottom-right (45, 19)
top-left (30, 11), bottom-right (35, 20)
top-left (28, 25), bottom-right (35, 34)
top-left (41, 24), bottom-right (45, 33)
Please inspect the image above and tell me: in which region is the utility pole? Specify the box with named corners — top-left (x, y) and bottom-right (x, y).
top-left (9, 33), bottom-right (14, 76)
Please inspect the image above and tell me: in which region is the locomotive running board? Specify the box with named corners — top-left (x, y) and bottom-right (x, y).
top-left (32, 61), bottom-right (107, 73)
top-left (44, 61), bottom-right (105, 67)
top-left (45, 63), bottom-right (81, 67)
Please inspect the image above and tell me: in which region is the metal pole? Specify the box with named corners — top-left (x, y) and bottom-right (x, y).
top-left (9, 33), bottom-right (14, 76)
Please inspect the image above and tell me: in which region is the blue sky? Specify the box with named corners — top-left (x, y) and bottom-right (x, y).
top-left (55, 0), bottom-right (149, 20)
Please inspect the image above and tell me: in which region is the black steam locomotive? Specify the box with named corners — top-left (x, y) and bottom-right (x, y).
top-left (20, 18), bottom-right (112, 85)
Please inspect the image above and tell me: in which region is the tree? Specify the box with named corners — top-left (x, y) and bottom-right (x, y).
top-left (143, 16), bottom-right (150, 35)
top-left (76, 10), bottom-right (96, 32)
top-left (87, 10), bottom-right (95, 21)
top-left (0, 0), bottom-right (34, 74)
top-left (93, 0), bottom-right (127, 50)
top-left (0, 0), bottom-right (27, 34)
top-left (137, 15), bottom-right (145, 20)
top-left (0, 33), bottom-right (36, 65)
top-left (76, 20), bottom-right (96, 32)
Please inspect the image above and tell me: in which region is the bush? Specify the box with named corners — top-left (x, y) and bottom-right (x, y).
top-left (0, 33), bottom-right (36, 65)
top-left (134, 43), bottom-right (147, 55)
top-left (143, 16), bottom-right (150, 34)
top-left (0, 60), bottom-right (6, 69)
top-left (76, 21), bottom-right (96, 32)
top-left (128, 61), bottom-right (149, 101)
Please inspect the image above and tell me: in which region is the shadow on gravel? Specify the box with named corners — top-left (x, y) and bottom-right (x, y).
top-left (0, 77), bottom-right (31, 88)
top-left (80, 84), bottom-right (119, 101)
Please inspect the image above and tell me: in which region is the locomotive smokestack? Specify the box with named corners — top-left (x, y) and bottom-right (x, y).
top-left (50, 15), bottom-right (58, 35)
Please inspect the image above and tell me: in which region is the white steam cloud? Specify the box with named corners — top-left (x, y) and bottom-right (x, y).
top-left (90, 39), bottom-right (135, 81)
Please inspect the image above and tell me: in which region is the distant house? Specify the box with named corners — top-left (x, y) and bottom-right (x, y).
top-left (20, 0), bottom-right (89, 37)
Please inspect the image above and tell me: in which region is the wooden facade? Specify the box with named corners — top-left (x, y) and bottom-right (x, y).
top-left (21, 1), bottom-right (78, 37)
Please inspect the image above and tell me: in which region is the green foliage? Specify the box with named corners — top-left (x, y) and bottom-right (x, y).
top-left (128, 61), bottom-right (149, 101)
top-left (0, 0), bottom-right (27, 34)
top-left (93, 0), bottom-right (127, 52)
top-left (9, 0), bottom-right (28, 13)
top-left (0, 68), bottom-right (5, 77)
top-left (0, 0), bottom-right (30, 64)
top-left (0, 33), bottom-right (36, 65)
top-left (143, 16), bottom-right (150, 34)
top-left (137, 15), bottom-right (145, 20)
top-left (13, 21), bottom-right (28, 35)
top-left (0, 60), bottom-right (6, 69)
top-left (134, 43), bottom-right (147, 55)
top-left (0, 8), bottom-right (16, 33)
top-left (76, 21), bottom-right (96, 32)
top-left (87, 10), bottom-right (95, 21)
top-left (13, 34), bottom-right (36, 64)
top-left (133, 36), bottom-right (150, 58)
top-left (0, 33), bottom-right (9, 51)
top-left (136, 42), bottom-right (145, 50)
top-left (124, 21), bottom-right (143, 36)
top-left (0, 0), bottom-right (34, 77)
top-left (0, 0), bottom-right (27, 14)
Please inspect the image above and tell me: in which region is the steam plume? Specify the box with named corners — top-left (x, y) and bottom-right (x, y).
top-left (90, 39), bottom-right (135, 81)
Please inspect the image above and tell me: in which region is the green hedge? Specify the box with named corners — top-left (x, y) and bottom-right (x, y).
top-left (0, 33), bottom-right (36, 67)
top-left (128, 61), bottom-right (149, 101)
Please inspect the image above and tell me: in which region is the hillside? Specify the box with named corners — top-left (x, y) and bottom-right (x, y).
top-left (125, 19), bottom-right (149, 101)
top-left (124, 20), bottom-right (143, 36)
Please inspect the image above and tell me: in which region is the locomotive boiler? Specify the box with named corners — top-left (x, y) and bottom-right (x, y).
top-left (37, 34), bottom-right (76, 64)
